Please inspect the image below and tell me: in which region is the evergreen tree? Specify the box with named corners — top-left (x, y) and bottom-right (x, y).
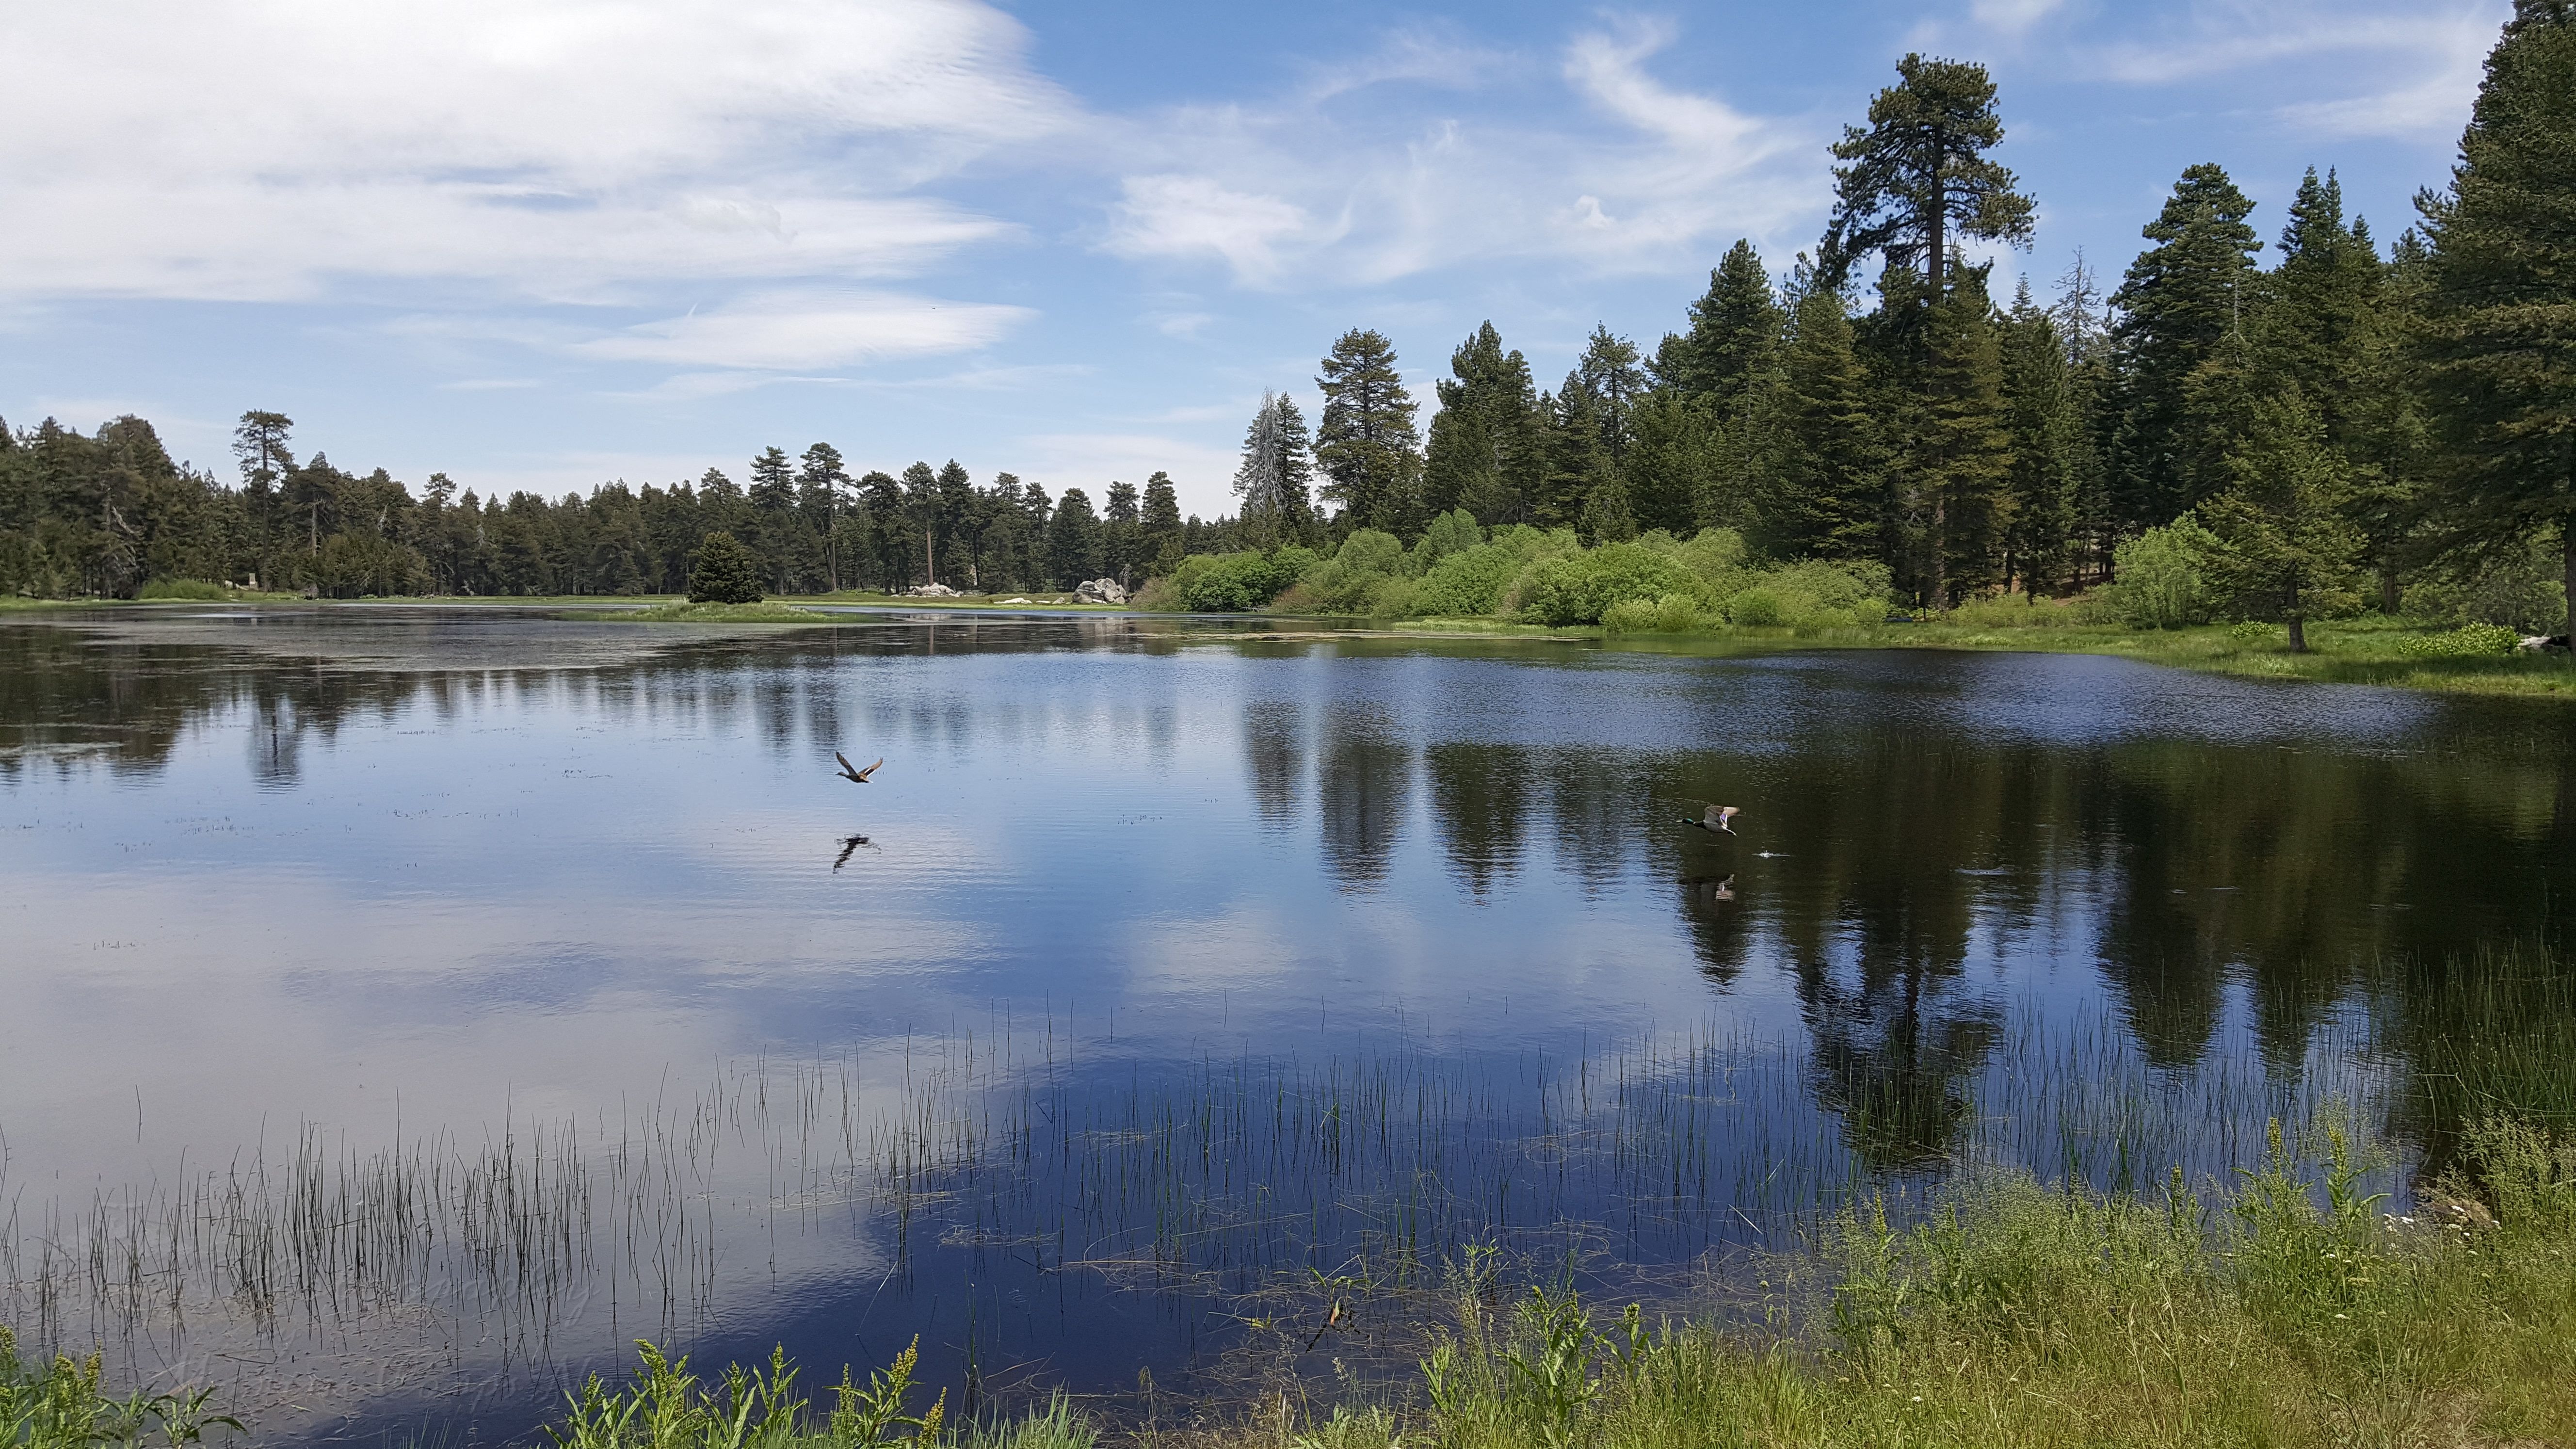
top-left (747, 446), bottom-right (796, 591)
top-left (1422, 323), bottom-right (1546, 525)
top-left (1544, 382), bottom-right (1617, 533)
top-left (1100, 478), bottom-right (1142, 584)
top-left (1658, 242), bottom-right (1784, 402)
top-left (1048, 486), bottom-right (1102, 586)
top-left (1571, 325), bottom-right (1649, 467)
top-left (2416, 0), bottom-right (2576, 634)
top-left (687, 530), bottom-right (764, 603)
top-left (1622, 392), bottom-right (1713, 537)
top-left (2109, 164), bottom-right (2262, 530)
top-left (1779, 287), bottom-right (1885, 560)
top-left (1999, 280), bottom-right (2082, 594)
top-left (1141, 470), bottom-right (1184, 574)
top-left (798, 443), bottom-right (849, 592)
top-left (1914, 269), bottom-right (2015, 602)
top-left (1233, 392), bottom-right (1317, 547)
top-left (1313, 328), bottom-right (1422, 535)
top-left (2199, 391), bottom-right (2364, 651)
top-left (859, 469), bottom-right (910, 590)
top-left (1818, 54), bottom-right (2035, 295)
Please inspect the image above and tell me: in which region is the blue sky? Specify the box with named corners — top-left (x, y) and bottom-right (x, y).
top-left (0, 0), bottom-right (2508, 519)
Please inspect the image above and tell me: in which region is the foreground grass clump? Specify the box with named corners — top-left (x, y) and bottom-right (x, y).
top-left (1265, 1115), bottom-right (2576, 1449)
top-left (541, 1339), bottom-right (1087, 1449)
top-left (0, 1326), bottom-right (240, 1449)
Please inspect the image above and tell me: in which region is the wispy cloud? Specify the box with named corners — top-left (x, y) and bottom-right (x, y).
top-left (1095, 16), bottom-right (1823, 290)
top-left (575, 291), bottom-right (1032, 371)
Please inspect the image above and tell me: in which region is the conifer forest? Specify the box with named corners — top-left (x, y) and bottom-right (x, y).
top-left (6, 15), bottom-right (2573, 641)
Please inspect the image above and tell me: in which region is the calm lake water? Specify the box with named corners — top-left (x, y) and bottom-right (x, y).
top-left (3, 607), bottom-right (2572, 1441)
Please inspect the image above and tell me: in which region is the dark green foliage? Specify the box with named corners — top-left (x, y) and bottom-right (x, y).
top-left (1313, 328), bottom-right (1422, 535)
top-left (1424, 323), bottom-right (1547, 525)
top-left (1046, 486), bottom-right (1102, 587)
top-left (1779, 289), bottom-right (1884, 560)
top-left (2417, 0), bottom-right (2576, 634)
top-left (1818, 53), bottom-right (2035, 294)
top-left (685, 531), bottom-right (763, 604)
top-left (1140, 470), bottom-right (1183, 576)
top-left (2110, 164), bottom-right (2263, 529)
top-left (1657, 241), bottom-right (1783, 402)
top-left (2199, 392), bottom-right (2365, 650)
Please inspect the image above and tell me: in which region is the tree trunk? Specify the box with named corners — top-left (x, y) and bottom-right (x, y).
top-left (2379, 561), bottom-right (2399, 616)
top-left (2286, 582), bottom-right (2307, 654)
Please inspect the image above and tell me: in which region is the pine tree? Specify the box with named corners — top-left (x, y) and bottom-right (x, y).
top-left (746, 446), bottom-right (797, 591)
top-left (2416, 0), bottom-right (2576, 635)
top-left (1422, 323), bottom-right (1546, 525)
top-left (1621, 393), bottom-right (1710, 537)
top-left (2199, 391), bottom-right (2364, 651)
top-left (1779, 288), bottom-right (1885, 559)
top-left (1817, 54), bottom-right (2035, 295)
top-left (687, 530), bottom-right (763, 603)
top-left (1915, 269), bottom-right (2015, 602)
top-left (1048, 486), bottom-right (1103, 586)
top-left (797, 443), bottom-right (848, 592)
top-left (1233, 391), bottom-right (1308, 548)
top-left (1313, 328), bottom-right (1423, 536)
top-left (1544, 382), bottom-right (1618, 533)
top-left (1658, 242), bottom-right (1784, 403)
top-left (2109, 164), bottom-right (2262, 530)
top-left (1998, 280), bottom-right (2081, 594)
top-left (1571, 326), bottom-right (1648, 467)
top-left (1141, 470), bottom-right (1183, 573)
top-left (859, 469), bottom-right (910, 591)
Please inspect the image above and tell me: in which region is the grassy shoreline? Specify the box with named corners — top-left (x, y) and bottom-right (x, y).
top-left (18, 1115), bottom-right (2566, 1449)
top-left (10, 592), bottom-right (2572, 696)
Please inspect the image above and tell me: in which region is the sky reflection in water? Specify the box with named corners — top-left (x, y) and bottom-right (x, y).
top-left (1, 608), bottom-right (2570, 1441)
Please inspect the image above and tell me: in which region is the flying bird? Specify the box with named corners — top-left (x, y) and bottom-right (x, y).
top-left (1681, 804), bottom-right (1740, 835)
top-left (834, 752), bottom-right (883, 784)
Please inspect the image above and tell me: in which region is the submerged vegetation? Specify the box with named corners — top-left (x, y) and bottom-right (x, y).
top-left (21, 1113), bottom-right (2570, 1448)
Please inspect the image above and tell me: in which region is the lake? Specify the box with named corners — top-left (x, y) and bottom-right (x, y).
top-left (3, 607), bottom-right (2571, 1441)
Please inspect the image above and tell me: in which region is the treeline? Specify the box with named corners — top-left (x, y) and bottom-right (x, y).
top-left (0, 414), bottom-right (1222, 599)
top-left (7, 9), bottom-right (2574, 629)
top-left (1207, 16), bottom-right (2575, 639)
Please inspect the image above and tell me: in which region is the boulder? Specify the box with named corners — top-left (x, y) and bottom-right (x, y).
top-left (1074, 577), bottom-right (1128, 605)
top-left (909, 582), bottom-right (961, 598)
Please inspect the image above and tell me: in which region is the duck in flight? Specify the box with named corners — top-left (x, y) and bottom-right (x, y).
top-left (834, 752), bottom-right (884, 785)
top-left (1681, 804), bottom-right (1740, 835)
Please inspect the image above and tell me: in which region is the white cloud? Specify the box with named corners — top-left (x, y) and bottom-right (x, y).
top-left (1093, 17), bottom-right (1820, 290)
top-left (1968, 0), bottom-right (2066, 34)
top-left (0, 0), bottom-right (1072, 303)
top-left (2085, 7), bottom-right (2497, 88)
top-left (576, 291), bottom-right (1032, 371)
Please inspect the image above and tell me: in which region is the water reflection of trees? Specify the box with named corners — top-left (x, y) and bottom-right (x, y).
top-left (1316, 704), bottom-right (1409, 891)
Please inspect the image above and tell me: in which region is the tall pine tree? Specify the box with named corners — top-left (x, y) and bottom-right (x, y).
top-left (2109, 164), bottom-right (2262, 531)
top-left (2417, 0), bottom-right (2576, 635)
top-left (1313, 329), bottom-right (1422, 535)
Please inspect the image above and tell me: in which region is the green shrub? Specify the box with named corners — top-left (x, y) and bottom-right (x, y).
top-left (1516, 543), bottom-right (1702, 626)
top-left (1167, 547), bottom-right (1316, 612)
top-left (2228, 620), bottom-right (2284, 645)
top-left (2396, 622), bottom-right (2521, 658)
top-left (134, 579), bottom-right (232, 601)
top-left (1415, 544), bottom-right (1528, 617)
top-left (1602, 593), bottom-right (1704, 635)
top-left (1723, 587), bottom-right (1783, 627)
top-left (2109, 519), bottom-right (2218, 629)
top-left (1293, 531), bottom-right (1407, 613)
top-left (1409, 509), bottom-right (1483, 574)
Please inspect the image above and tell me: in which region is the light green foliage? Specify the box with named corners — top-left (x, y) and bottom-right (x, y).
top-left (1723, 587), bottom-right (1783, 627)
top-left (1292, 530), bottom-right (1411, 615)
top-left (2108, 517), bottom-right (2219, 628)
top-left (1282, 1117), bottom-right (2576, 1449)
top-left (1600, 594), bottom-right (1703, 635)
top-left (2396, 622), bottom-right (2522, 657)
top-left (1412, 544), bottom-right (1526, 617)
top-left (1162, 547), bottom-right (1318, 612)
top-left (1409, 509), bottom-right (1482, 573)
top-left (0, 1328), bottom-right (240, 1449)
top-left (1515, 543), bottom-right (1702, 626)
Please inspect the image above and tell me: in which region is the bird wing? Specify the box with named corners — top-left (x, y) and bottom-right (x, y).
top-left (1703, 805), bottom-right (1726, 828)
top-left (857, 757), bottom-right (883, 781)
top-left (1719, 806), bottom-right (1740, 823)
top-left (834, 751), bottom-right (858, 776)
